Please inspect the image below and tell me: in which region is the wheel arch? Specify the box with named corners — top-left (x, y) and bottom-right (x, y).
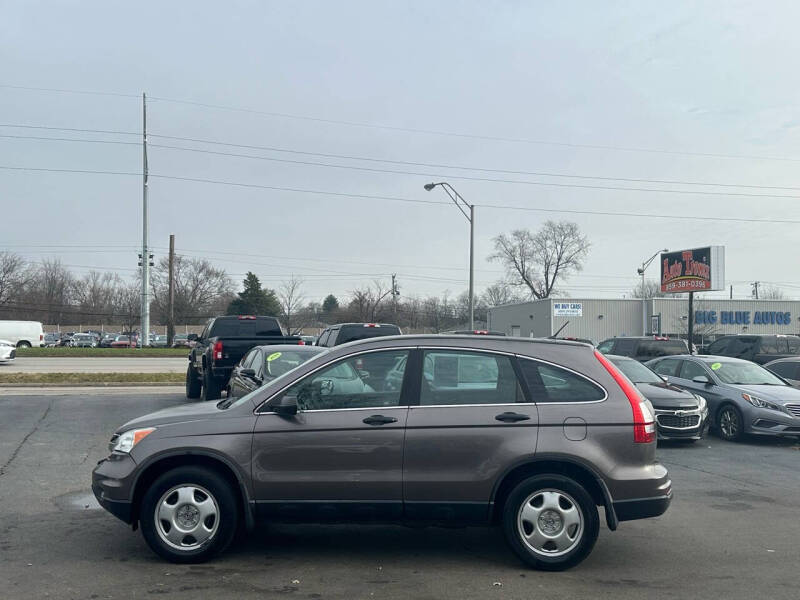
top-left (130, 450), bottom-right (254, 531)
top-left (490, 455), bottom-right (617, 531)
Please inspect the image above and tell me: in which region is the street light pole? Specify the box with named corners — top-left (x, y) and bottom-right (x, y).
top-left (424, 182), bottom-right (474, 330)
top-left (637, 248), bottom-right (668, 335)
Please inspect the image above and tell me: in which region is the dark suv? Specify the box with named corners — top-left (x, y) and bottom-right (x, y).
top-left (316, 322), bottom-right (401, 347)
top-left (92, 335), bottom-right (671, 570)
top-left (702, 334), bottom-right (800, 365)
top-left (597, 336), bottom-right (688, 362)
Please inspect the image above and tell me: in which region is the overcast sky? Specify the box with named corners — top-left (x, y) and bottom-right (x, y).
top-left (2, 1), bottom-right (799, 302)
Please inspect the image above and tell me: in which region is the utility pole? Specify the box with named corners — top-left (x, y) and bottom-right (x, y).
top-left (167, 234), bottom-right (175, 346)
top-left (391, 273), bottom-right (400, 321)
top-left (140, 92), bottom-right (151, 348)
top-left (752, 281), bottom-right (760, 300)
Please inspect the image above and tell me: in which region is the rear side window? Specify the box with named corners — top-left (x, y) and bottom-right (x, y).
top-left (419, 350), bottom-right (523, 405)
top-left (316, 330), bottom-right (331, 347)
top-left (767, 362), bottom-right (799, 380)
top-left (596, 339), bottom-right (614, 354)
top-left (651, 359), bottom-right (680, 377)
top-left (787, 337), bottom-right (800, 353)
top-left (335, 325), bottom-right (401, 345)
top-left (637, 340), bottom-right (685, 359)
top-left (760, 336), bottom-right (779, 354)
top-left (518, 359), bottom-right (605, 403)
top-left (727, 337), bottom-right (755, 357)
top-left (708, 337), bottom-right (730, 354)
top-left (613, 339), bottom-right (637, 356)
top-left (210, 318), bottom-right (282, 337)
top-left (679, 360), bottom-right (708, 381)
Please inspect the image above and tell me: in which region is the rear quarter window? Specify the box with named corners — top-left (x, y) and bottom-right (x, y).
top-left (335, 325), bottom-right (401, 345)
top-left (518, 359), bottom-right (606, 403)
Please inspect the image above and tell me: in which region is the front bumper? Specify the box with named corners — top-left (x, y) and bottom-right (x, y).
top-left (91, 453), bottom-right (138, 524)
top-left (655, 408), bottom-right (708, 440)
top-left (0, 347), bottom-right (15, 361)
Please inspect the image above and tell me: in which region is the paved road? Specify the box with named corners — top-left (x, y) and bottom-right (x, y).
top-left (0, 356), bottom-right (188, 373)
top-left (1, 391), bottom-right (798, 599)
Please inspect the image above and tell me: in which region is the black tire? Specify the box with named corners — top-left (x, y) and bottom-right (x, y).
top-left (185, 365), bottom-right (201, 399)
top-left (16, 340), bottom-right (31, 348)
top-left (139, 466), bottom-right (238, 563)
top-left (502, 474), bottom-right (599, 571)
top-left (201, 369), bottom-right (222, 402)
top-left (717, 404), bottom-right (744, 442)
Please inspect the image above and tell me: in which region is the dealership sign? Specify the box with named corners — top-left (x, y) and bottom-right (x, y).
top-left (695, 310), bottom-right (792, 326)
top-left (661, 246), bottom-right (725, 293)
top-left (553, 302), bottom-right (583, 317)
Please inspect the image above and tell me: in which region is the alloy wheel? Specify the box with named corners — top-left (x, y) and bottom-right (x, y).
top-left (517, 489), bottom-right (584, 557)
top-left (154, 485), bottom-right (219, 551)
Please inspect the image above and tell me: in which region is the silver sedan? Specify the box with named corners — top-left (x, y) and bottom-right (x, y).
top-left (646, 354), bottom-right (800, 442)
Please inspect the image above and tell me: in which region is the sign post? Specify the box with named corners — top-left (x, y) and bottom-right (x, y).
top-left (660, 246), bottom-right (725, 353)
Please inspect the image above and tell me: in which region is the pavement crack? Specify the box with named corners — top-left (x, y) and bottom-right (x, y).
top-left (0, 398), bottom-right (54, 477)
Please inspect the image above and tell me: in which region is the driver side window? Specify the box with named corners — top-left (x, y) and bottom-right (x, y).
top-left (282, 350), bottom-right (409, 411)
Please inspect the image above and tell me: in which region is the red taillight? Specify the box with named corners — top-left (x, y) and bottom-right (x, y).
top-left (213, 340), bottom-right (223, 360)
top-left (237, 315), bottom-right (256, 320)
top-left (40, 334), bottom-right (44, 341)
top-left (594, 350), bottom-right (655, 443)
top-left (364, 323), bottom-right (378, 327)
top-left (297, 340), bottom-right (305, 345)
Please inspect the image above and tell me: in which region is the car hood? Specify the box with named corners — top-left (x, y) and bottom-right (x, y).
top-left (116, 401), bottom-right (224, 433)
top-left (733, 384), bottom-right (800, 405)
top-left (634, 382), bottom-right (699, 409)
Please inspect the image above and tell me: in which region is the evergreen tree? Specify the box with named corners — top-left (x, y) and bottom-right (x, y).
top-left (226, 272), bottom-right (280, 316)
top-left (322, 294), bottom-right (339, 315)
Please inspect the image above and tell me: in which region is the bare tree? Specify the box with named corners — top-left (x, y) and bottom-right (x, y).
top-left (74, 271), bottom-right (122, 325)
top-left (481, 282), bottom-right (525, 307)
top-left (489, 221), bottom-right (590, 299)
top-left (348, 280), bottom-right (393, 322)
top-left (25, 258), bottom-right (76, 324)
top-left (113, 282), bottom-right (140, 334)
top-left (760, 285), bottom-right (785, 300)
top-left (150, 255), bottom-right (233, 324)
top-left (0, 251), bottom-right (28, 307)
top-left (278, 276), bottom-right (306, 334)
top-left (630, 280), bottom-right (669, 300)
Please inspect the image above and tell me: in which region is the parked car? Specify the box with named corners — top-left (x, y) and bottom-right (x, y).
top-left (646, 354), bottom-right (800, 441)
top-left (58, 333), bottom-right (75, 347)
top-left (111, 335), bottom-right (137, 348)
top-left (171, 334), bottom-right (191, 348)
top-left (93, 334), bottom-right (670, 569)
top-left (316, 323), bottom-right (402, 347)
top-left (150, 335), bottom-right (168, 348)
top-left (607, 355), bottom-right (708, 441)
top-left (186, 315), bottom-right (303, 402)
top-left (43, 333), bottom-right (60, 347)
top-left (299, 335), bottom-right (316, 345)
top-left (764, 357), bottom-right (800, 388)
top-left (227, 344), bottom-right (327, 398)
top-left (69, 333), bottom-right (97, 348)
top-left (0, 339), bottom-right (16, 362)
top-left (596, 336), bottom-right (688, 362)
top-left (700, 334), bottom-right (800, 365)
top-left (0, 320), bottom-right (44, 348)
top-left (99, 333), bottom-right (118, 348)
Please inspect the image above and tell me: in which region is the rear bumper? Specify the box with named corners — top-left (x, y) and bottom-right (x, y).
top-left (613, 492), bottom-right (672, 521)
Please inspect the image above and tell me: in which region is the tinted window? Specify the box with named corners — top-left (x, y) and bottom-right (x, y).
top-left (787, 337), bottom-right (800, 353)
top-left (767, 362), bottom-right (798, 380)
top-left (637, 340), bottom-right (686, 359)
top-left (419, 350), bottom-right (522, 405)
top-left (759, 336), bottom-right (779, 354)
top-left (316, 330), bottom-right (331, 346)
top-left (262, 349), bottom-right (321, 379)
top-left (613, 339), bottom-right (637, 356)
top-left (727, 337), bottom-right (756, 357)
top-left (240, 349), bottom-right (259, 370)
top-left (285, 350), bottom-right (409, 410)
top-left (651, 358), bottom-right (680, 377)
top-left (210, 318), bottom-right (282, 337)
top-left (679, 360), bottom-right (709, 381)
top-left (708, 338), bottom-right (730, 354)
top-left (596, 339), bottom-right (614, 354)
top-left (335, 324), bottom-right (401, 345)
top-left (519, 359), bottom-right (605, 403)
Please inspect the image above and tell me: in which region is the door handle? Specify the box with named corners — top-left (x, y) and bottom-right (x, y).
top-left (495, 412), bottom-right (531, 423)
top-left (362, 414), bottom-right (398, 425)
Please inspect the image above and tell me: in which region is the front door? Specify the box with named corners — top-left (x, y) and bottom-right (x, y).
top-left (252, 349), bottom-right (412, 521)
top-left (403, 348), bottom-right (537, 523)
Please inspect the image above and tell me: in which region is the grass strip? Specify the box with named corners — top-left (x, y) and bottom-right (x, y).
top-left (15, 347), bottom-right (190, 358)
top-left (0, 372), bottom-right (184, 384)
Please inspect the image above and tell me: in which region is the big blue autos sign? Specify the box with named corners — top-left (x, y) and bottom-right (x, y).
top-left (695, 310), bottom-right (792, 326)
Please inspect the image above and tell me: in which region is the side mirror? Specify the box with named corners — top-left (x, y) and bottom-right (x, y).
top-left (692, 375), bottom-right (711, 385)
top-left (272, 394), bottom-right (298, 416)
top-left (187, 333), bottom-right (198, 342)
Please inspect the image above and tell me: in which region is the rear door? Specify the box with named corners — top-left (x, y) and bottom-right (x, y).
top-left (403, 348), bottom-right (536, 523)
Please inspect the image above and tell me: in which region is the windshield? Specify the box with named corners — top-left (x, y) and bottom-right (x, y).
top-left (609, 357), bottom-right (663, 384)
top-left (706, 361), bottom-right (787, 386)
top-left (263, 349), bottom-right (325, 380)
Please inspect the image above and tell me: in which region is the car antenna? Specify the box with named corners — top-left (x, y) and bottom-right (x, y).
top-left (550, 321), bottom-right (570, 339)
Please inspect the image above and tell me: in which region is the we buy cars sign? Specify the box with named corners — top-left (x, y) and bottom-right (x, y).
top-left (660, 246), bottom-right (725, 293)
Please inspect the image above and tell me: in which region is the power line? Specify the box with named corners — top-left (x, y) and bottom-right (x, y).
top-left (0, 83), bottom-right (139, 99)
top-left (0, 133), bottom-right (138, 146)
top-left (3, 163), bottom-right (800, 225)
top-left (0, 123), bottom-right (139, 136)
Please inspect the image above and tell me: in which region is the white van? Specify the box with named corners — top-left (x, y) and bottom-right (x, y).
top-left (0, 321), bottom-right (45, 347)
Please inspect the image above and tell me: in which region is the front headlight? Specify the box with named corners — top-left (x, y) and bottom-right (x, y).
top-left (694, 394), bottom-right (707, 412)
top-left (112, 427), bottom-right (155, 453)
top-left (741, 393), bottom-right (782, 412)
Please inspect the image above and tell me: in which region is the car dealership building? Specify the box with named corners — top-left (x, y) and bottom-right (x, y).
top-left (487, 297), bottom-right (800, 344)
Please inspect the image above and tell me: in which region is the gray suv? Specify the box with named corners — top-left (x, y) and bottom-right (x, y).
top-left (92, 335), bottom-right (671, 570)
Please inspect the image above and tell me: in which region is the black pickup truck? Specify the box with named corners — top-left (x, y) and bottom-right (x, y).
top-left (186, 315), bottom-right (302, 401)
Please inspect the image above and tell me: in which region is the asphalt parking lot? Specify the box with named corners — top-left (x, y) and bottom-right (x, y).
top-left (1, 390), bottom-right (798, 600)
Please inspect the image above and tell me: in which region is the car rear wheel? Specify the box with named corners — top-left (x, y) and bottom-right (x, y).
top-left (502, 474), bottom-right (599, 571)
top-left (185, 365), bottom-right (201, 399)
top-left (140, 466), bottom-right (238, 563)
top-left (16, 341), bottom-right (31, 348)
top-left (201, 370), bottom-right (222, 401)
top-left (717, 405), bottom-right (744, 441)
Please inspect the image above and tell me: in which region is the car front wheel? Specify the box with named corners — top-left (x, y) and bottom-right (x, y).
top-left (139, 466), bottom-right (238, 563)
top-left (502, 474), bottom-right (599, 571)
top-left (717, 405), bottom-right (744, 441)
